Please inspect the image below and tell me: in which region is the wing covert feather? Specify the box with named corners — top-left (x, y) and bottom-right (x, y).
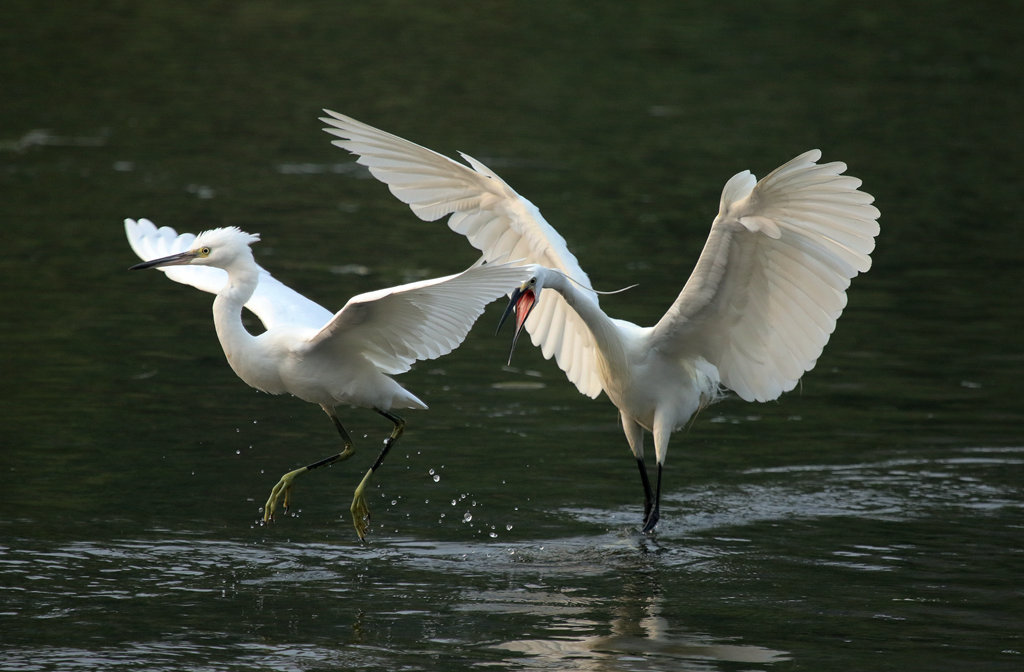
top-left (307, 262), bottom-right (533, 376)
top-left (321, 111), bottom-right (603, 397)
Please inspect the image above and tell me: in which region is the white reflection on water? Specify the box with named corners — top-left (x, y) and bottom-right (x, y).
top-left (480, 590), bottom-right (789, 670)
top-left (496, 634), bottom-right (788, 671)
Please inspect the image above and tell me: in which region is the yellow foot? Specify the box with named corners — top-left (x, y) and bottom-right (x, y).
top-left (350, 493), bottom-right (370, 540)
top-left (350, 468), bottom-right (374, 540)
top-left (263, 466), bottom-right (307, 522)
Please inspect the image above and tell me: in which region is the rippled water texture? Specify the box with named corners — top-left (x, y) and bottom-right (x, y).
top-left (2, 2), bottom-right (1022, 671)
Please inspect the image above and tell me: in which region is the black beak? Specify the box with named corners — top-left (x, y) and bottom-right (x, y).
top-left (496, 285), bottom-right (537, 365)
top-left (129, 250), bottom-right (195, 270)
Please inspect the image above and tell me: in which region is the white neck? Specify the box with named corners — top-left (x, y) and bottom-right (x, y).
top-left (542, 269), bottom-right (625, 356)
top-left (212, 262), bottom-right (260, 365)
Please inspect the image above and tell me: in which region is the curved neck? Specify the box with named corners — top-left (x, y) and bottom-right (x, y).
top-left (543, 270), bottom-right (622, 351)
top-left (212, 263), bottom-right (260, 363)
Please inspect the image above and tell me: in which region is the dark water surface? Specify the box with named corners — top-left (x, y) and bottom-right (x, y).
top-left (2, 2), bottom-right (1021, 670)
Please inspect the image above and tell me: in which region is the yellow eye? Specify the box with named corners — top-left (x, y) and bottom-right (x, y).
top-left (198, 247), bottom-right (211, 257)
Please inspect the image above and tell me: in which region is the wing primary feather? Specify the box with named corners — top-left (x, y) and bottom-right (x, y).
top-left (650, 148), bottom-right (878, 402)
top-left (321, 110), bottom-right (605, 397)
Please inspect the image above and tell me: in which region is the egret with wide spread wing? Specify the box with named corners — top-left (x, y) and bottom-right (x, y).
top-left (320, 111), bottom-right (880, 533)
top-left (126, 218), bottom-right (531, 539)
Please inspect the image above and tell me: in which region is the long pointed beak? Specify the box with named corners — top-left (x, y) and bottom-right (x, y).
top-left (129, 250), bottom-right (196, 270)
top-left (496, 285), bottom-right (537, 365)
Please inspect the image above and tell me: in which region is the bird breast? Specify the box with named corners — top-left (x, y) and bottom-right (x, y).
top-left (603, 347), bottom-right (721, 433)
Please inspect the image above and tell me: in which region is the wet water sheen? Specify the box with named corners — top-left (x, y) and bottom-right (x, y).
top-left (2, 2), bottom-right (1022, 671)
top-left (3, 442), bottom-right (1021, 671)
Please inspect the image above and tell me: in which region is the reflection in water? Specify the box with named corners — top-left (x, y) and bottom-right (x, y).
top-left (497, 635), bottom-right (787, 671)
top-left (2, 446), bottom-right (1019, 671)
top-left (2, 533), bottom-right (792, 671)
top-left (488, 581), bottom-right (790, 670)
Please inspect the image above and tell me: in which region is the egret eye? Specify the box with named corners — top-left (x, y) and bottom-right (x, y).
top-left (199, 247), bottom-right (211, 257)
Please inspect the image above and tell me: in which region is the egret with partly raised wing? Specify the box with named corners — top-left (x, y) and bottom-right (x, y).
top-left (320, 111), bottom-right (880, 532)
top-left (126, 218), bottom-right (531, 539)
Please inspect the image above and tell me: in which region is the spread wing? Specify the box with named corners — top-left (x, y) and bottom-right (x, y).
top-left (651, 150), bottom-right (880, 402)
top-left (124, 218), bottom-right (333, 330)
top-left (320, 110), bottom-right (604, 398)
top-left (306, 261), bottom-right (534, 375)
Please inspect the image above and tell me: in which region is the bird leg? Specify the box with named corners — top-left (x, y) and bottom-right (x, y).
top-left (636, 457), bottom-right (656, 523)
top-left (641, 463), bottom-right (663, 534)
top-left (263, 411), bottom-right (356, 522)
top-left (350, 409), bottom-right (405, 541)
top-left (636, 458), bottom-right (663, 533)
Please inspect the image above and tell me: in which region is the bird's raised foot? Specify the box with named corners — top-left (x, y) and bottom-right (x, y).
top-left (350, 490), bottom-right (371, 541)
top-left (349, 467), bottom-right (375, 541)
top-left (263, 466), bottom-right (307, 522)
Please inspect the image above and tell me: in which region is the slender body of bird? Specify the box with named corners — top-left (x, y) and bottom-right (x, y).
top-left (126, 219), bottom-right (532, 539)
top-left (320, 111), bottom-right (880, 532)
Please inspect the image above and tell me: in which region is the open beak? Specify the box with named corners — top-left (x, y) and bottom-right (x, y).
top-left (496, 284), bottom-right (537, 365)
top-left (129, 250), bottom-right (196, 270)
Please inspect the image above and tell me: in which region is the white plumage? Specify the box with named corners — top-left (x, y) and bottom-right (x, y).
top-left (126, 218), bottom-right (532, 538)
top-left (320, 111), bottom-right (880, 532)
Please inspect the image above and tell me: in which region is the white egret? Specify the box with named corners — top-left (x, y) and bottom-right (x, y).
top-left (320, 111), bottom-right (880, 532)
top-left (125, 218), bottom-right (531, 539)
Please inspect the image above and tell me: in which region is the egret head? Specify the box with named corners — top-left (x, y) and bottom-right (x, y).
top-left (496, 272), bottom-right (545, 365)
top-left (130, 227), bottom-right (260, 271)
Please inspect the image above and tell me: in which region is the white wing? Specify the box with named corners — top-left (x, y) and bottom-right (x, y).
top-left (124, 218), bottom-right (333, 330)
top-left (320, 110), bottom-right (604, 398)
top-left (307, 261), bottom-right (533, 375)
top-left (651, 150), bottom-right (880, 402)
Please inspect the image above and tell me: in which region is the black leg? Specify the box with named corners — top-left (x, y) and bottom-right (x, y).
top-left (263, 410), bottom-right (357, 521)
top-left (349, 409), bottom-right (406, 540)
top-left (641, 464), bottom-right (662, 534)
top-left (370, 409), bottom-right (405, 471)
top-left (302, 414), bottom-right (357, 471)
top-left (636, 457), bottom-right (655, 523)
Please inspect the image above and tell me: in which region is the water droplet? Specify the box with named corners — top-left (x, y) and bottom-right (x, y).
top-left (462, 512), bottom-right (473, 523)
top-left (451, 499), bottom-right (457, 506)
top-left (489, 532), bottom-right (498, 538)
top-left (432, 474), bottom-right (440, 482)
top-left (506, 524), bottom-right (513, 531)
top-left (390, 500), bottom-right (397, 506)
